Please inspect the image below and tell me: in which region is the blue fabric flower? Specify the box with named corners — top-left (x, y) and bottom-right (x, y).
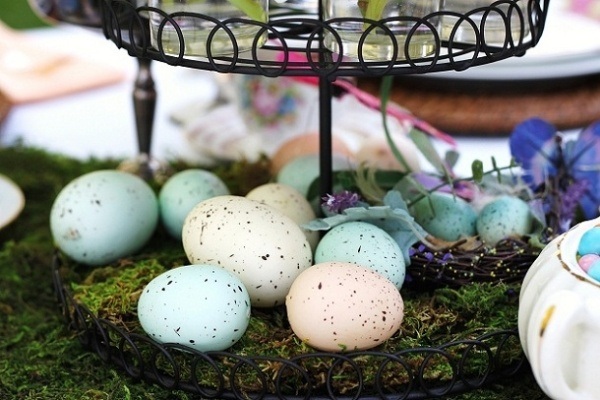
top-left (509, 117), bottom-right (600, 224)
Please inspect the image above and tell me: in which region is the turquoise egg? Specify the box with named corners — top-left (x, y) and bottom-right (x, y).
top-left (577, 226), bottom-right (600, 256)
top-left (587, 262), bottom-right (600, 282)
top-left (411, 192), bottom-right (477, 242)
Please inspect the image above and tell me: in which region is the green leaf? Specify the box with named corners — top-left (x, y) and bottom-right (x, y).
top-left (471, 160), bottom-right (484, 183)
top-left (380, 76), bottom-right (412, 173)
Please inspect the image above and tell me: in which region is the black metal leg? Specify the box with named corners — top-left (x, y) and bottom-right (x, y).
top-left (132, 56), bottom-right (156, 180)
top-left (318, 75), bottom-right (333, 200)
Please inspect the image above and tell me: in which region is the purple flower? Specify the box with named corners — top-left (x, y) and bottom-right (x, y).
top-left (559, 179), bottom-right (589, 233)
top-left (322, 191), bottom-right (362, 214)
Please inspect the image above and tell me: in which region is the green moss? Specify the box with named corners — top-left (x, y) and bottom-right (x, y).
top-left (0, 146), bottom-right (547, 399)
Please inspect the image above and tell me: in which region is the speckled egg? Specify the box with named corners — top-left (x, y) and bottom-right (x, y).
top-left (137, 264), bottom-right (251, 352)
top-left (50, 170), bottom-right (158, 265)
top-left (314, 221), bottom-right (406, 289)
top-left (276, 154), bottom-right (352, 197)
top-left (411, 192), bottom-right (477, 242)
top-left (286, 261), bottom-right (404, 352)
top-left (182, 195), bottom-right (313, 308)
top-left (246, 182), bottom-right (319, 251)
top-left (159, 169), bottom-right (230, 240)
top-left (476, 195), bottom-right (532, 245)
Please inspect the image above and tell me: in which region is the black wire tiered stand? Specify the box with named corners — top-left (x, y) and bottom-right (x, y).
top-left (52, 1), bottom-right (550, 398)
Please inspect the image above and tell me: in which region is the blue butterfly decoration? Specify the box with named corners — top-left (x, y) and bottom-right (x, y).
top-left (509, 117), bottom-right (600, 233)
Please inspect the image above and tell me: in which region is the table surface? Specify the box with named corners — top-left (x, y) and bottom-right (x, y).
top-left (0, 23), bottom-right (523, 179)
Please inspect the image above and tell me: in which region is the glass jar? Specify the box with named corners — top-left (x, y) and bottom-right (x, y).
top-left (148, 0), bottom-right (269, 57)
top-left (322, 0), bottom-right (443, 61)
top-left (441, 0), bottom-right (531, 46)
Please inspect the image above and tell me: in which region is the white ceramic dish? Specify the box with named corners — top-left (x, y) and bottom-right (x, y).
top-left (427, 3), bottom-right (600, 81)
top-left (0, 173), bottom-right (25, 229)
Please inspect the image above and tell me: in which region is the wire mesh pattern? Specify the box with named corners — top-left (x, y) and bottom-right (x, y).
top-left (52, 255), bottom-right (528, 399)
top-left (100, 0), bottom-right (550, 79)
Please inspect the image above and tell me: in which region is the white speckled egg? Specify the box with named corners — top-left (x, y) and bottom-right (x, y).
top-left (411, 192), bottom-right (477, 241)
top-left (286, 261), bottom-right (404, 352)
top-left (50, 170), bottom-right (158, 265)
top-left (245, 182), bottom-right (319, 251)
top-left (137, 264), bottom-right (251, 351)
top-left (476, 195), bottom-right (532, 246)
top-left (314, 221), bottom-right (406, 289)
top-left (182, 195), bottom-right (313, 308)
top-left (159, 169), bottom-right (229, 240)
top-left (276, 154), bottom-right (352, 197)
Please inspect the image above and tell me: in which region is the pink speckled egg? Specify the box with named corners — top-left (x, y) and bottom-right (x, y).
top-left (285, 261), bottom-right (404, 352)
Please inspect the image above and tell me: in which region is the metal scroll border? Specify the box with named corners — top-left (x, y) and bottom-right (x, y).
top-left (52, 254), bottom-right (528, 399)
top-left (98, 0), bottom-right (550, 79)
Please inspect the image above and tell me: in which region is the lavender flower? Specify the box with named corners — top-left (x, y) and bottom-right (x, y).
top-left (558, 179), bottom-right (589, 233)
top-left (322, 191), bottom-right (362, 214)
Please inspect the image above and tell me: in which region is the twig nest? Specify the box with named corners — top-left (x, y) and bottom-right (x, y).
top-left (286, 261), bottom-right (404, 352)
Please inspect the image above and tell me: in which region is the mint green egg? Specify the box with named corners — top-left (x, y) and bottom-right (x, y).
top-left (476, 195), bottom-right (532, 245)
top-left (411, 192), bottom-right (477, 241)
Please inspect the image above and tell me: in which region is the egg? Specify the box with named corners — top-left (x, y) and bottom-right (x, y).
top-left (476, 195), bottom-right (532, 245)
top-left (314, 221), bottom-right (406, 289)
top-left (245, 182), bottom-right (319, 251)
top-left (286, 261), bottom-right (404, 352)
top-left (50, 169), bottom-right (158, 265)
top-left (355, 136), bottom-right (421, 172)
top-left (270, 132), bottom-right (354, 174)
top-left (276, 153), bottom-right (352, 197)
top-left (137, 264), bottom-right (251, 352)
top-left (410, 192), bottom-right (477, 242)
top-left (182, 195), bottom-right (313, 307)
top-left (159, 169), bottom-right (230, 240)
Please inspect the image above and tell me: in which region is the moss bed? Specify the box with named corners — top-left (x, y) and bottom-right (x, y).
top-left (0, 146), bottom-right (551, 399)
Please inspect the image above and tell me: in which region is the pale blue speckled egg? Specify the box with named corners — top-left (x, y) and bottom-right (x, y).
top-left (159, 169), bottom-right (229, 240)
top-left (476, 195), bottom-right (532, 245)
top-left (137, 264), bottom-right (251, 352)
top-left (50, 170), bottom-right (158, 265)
top-left (314, 221), bottom-right (406, 289)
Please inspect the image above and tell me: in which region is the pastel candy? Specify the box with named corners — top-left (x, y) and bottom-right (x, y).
top-left (578, 254), bottom-right (600, 273)
top-left (587, 262), bottom-right (600, 282)
top-left (577, 227), bottom-right (600, 255)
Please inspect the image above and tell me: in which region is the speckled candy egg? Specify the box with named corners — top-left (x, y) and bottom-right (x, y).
top-left (314, 221), bottom-right (406, 289)
top-left (182, 195), bottom-right (313, 307)
top-left (159, 169), bottom-right (229, 240)
top-left (411, 192), bottom-right (477, 242)
top-left (286, 261), bottom-right (404, 352)
top-left (476, 195), bottom-right (532, 246)
top-left (137, 264), bottom-right (251, 351)
top-left (50, 170), bottom-right (158, 265)
top-left (246, 182), bottom-right (319, 251)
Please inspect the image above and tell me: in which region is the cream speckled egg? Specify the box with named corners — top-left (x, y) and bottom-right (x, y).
top-left (286, 261), bottom-right (404, 352)
top-left (246, 182), bottom-right (319, 251)
top-left (138, 264), bottom-right (251, 352)
top-left (50, 170), bottom-right (158, 265)
top-left (182, 195), bottom-right (313, 307)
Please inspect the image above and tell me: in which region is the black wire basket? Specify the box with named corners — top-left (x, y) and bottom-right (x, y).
top-left (52, 253), bottom-right (529, 400)
top-left (99, 0), bottom-right (549, 78)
